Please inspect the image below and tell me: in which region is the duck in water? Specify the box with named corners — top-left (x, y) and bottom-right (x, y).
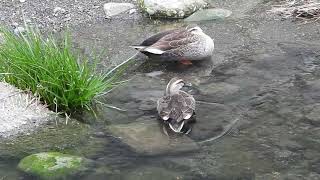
top-left (131, 25), bottom-right (214, 65)
top-left (157, 78), bottom-right (196, 134)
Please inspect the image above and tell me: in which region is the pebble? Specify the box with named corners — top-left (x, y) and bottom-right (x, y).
top-left (129, 9), bottom-right (137, 15)
top-left (14, 27), bottom-right (26, 35)
top-left (53, 7), bottom-right (66, 15)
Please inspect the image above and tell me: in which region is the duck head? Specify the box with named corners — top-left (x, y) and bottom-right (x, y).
top-left (188, 26), bottom-right (203, 34)
top-left (165, 77), bottom-right (184, 95)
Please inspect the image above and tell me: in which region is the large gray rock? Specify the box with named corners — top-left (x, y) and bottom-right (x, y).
top-left (108, 121), bottom-right (199, 155)
top-left (103, 3), bottom-right (135, 17)
top-left (138, 0), bottom-right (208, 18)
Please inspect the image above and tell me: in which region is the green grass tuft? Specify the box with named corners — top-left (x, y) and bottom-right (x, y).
top-left (0, 26), bottom-right (128, 113)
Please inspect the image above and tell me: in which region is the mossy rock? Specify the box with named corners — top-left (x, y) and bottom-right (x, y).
top-left (18, 152), bottom-right (91, 179)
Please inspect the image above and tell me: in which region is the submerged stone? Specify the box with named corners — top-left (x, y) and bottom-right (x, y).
top-left (185, 8), bottom-right (232, 22)
top-left (108, 121), bottom-right (199, 155)
top-left (18, 152), bottom-right (91, 179)
top-left (138, 0), bottom-right (208, 18)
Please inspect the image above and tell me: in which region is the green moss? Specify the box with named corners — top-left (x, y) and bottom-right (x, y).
top-left (18, 152), bottom-right (89, 179)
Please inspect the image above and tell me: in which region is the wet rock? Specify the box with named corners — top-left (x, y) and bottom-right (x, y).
top-left (103, 3), bottom-right (135, 18)
top-left (138, 0), bottom-right (208, 18)
top-left (185, 8), bottom-right (232, 22)
top-left (108, 121), bottom-right (199, 155)
top-left (18, 152), bottom-right (91, 179)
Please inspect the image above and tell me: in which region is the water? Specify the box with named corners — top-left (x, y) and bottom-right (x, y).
top-left (1, 0), bottom-right (320, 179)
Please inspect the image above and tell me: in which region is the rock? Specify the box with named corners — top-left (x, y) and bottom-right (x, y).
top-left (108, 121), bottom-right (199, 155)
top-left (138, 0), bottom-right (208, 18)
top-left (18, 152), bottom-right (91, 179)
top-left (13, 26), bottom-right (26, 35)
top-left (185, 8), bottom-right (232, 22)
top-left (145, 71), bottom-right (164, 78)
top-left (103, 3), bottom-right (135, 17)
top-left (19, 0), bottom-right (26, 2)
top-left (53, 7), bottom-right (66, 16)
top-left (129, 9), bottom-right (137, 15)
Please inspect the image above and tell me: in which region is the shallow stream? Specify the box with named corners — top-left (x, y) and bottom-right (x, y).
top-left (1, 0), bottom-right (320, 179)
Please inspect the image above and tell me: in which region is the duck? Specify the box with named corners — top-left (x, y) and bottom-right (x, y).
top-left (130, 25), bottom-right (214, 65)
top-left (157, 77), bottom-right (196, 133)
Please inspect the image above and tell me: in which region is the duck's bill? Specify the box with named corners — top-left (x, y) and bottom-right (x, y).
top-left (168, 121), bottom-right (185, 133)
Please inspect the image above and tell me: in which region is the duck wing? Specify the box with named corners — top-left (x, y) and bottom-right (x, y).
top-left (139, 29), bottom-right (179, 46)
top-left (150, 29), bottom-right (198, 53)
top-left (157, 92), bottom-right (195, 122)
top-left (178, 91), bottom-right (196, 119)
top-left (157, 96), bottom-right (171, 121)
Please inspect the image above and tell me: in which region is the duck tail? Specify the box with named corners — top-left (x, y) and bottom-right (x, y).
top-left (130, 45), bottom-right (165, 55)
top-left (129, 45), bottom-right (147, 50)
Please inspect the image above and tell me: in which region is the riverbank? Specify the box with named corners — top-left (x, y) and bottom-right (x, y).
top-left (0, 82), bottom-right (52, 138)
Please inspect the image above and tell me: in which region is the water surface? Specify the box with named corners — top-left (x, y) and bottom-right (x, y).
top-left (1, 0), bottom-right (320, 179)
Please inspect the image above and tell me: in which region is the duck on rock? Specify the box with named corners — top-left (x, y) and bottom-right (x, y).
top-left (131, 25), bottom-right (214, 65)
